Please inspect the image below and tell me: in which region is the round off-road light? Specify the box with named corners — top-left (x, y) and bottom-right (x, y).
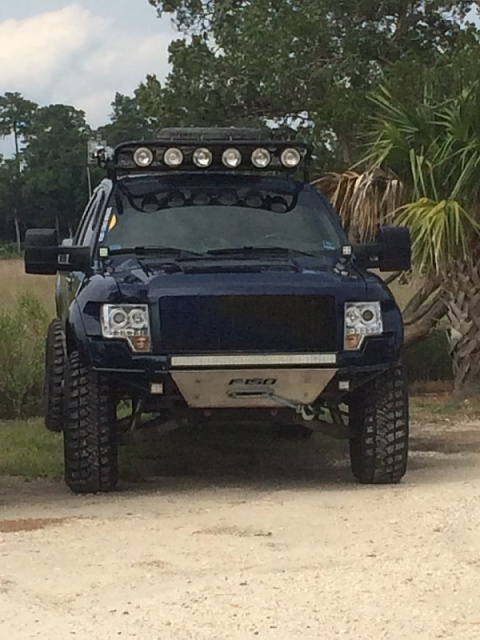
top-left (245, 191), bottom-right (263, 208)
top-left (222, 148), bottom-right (242, 168)
top-left (218, 190), bottom-right (238, 206)
top-left (251, 148), bottom-right (271, 168)
top-left (133, 147), bottom-right (154, 167)
top-left (281, 147), bottom-right (301, 168)
top-left (193, 147), bottom-right (213, 168)
top-left (269, 196), bottom-right (288, 213)
top-left (164, 147), bottom-right (184, 168)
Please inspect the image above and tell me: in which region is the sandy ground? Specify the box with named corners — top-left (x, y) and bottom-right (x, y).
top-left (1, 417), bottom-right (480, 640)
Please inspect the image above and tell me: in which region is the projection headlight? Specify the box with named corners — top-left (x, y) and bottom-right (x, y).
top-left (344, 302), bottom-right (383, 351)
top-left (101, 304), bottom-right (151, 352)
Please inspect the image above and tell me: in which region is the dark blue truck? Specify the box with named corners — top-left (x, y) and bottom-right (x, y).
top-left (24, 128), bottom-right (411, 493)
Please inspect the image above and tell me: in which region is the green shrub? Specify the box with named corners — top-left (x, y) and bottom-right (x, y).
top-left (0, 242), bottom-right (22, 259)
top-left (404, 329), bottom-right (453, 383)
top-left (0, 293), bottom-right (49, 418)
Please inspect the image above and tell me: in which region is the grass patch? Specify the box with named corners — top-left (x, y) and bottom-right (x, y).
top-left (0, 293), bottom-right (50, 418)
top-left (0, 243), bottom-right (22, 260)
top-left (0, 260), bottom-right (54, 312)
top-left (0, 419), bottom-right (63, 478)
top-left (410, 395), bottom-right (480, 420)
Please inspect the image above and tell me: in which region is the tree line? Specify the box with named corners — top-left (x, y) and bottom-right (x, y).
top-left (1, 1), bottom-right (479, 246)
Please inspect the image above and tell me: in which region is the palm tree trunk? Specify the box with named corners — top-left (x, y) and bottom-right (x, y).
top-left (13, 213), bottom-right (21, 254)
top-left (445, 258), bottom-right (480, 395)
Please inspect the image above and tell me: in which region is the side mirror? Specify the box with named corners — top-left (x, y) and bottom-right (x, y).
top-left (353, 226), bottom-right (411, 272)
top-left (24, 229), bottom-right (92, 275)
top-left (24, 229), bottom-right (59, 275)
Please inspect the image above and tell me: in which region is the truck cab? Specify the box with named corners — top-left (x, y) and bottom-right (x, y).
top-left (25, 128), bottom-right (411, 493)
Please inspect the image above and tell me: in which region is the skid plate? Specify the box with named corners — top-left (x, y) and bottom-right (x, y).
top-left (171, 368), bottom-right (337, 408)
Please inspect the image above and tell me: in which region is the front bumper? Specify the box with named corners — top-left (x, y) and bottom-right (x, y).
top-left (82, 337), bottom-right (399, 408)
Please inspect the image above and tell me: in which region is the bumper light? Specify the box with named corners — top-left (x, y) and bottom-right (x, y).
top-left (101, 304), bottom-right (151, 352)
top-left (344, 302), bottom-right (383, 351)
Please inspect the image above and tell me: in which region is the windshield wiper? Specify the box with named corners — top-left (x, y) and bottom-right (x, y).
top-left (204, 246), bottom-right (316, 258)
top-left (106, 246), bottom-right (204, 259)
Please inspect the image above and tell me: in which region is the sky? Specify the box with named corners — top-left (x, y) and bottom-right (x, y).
top-left (0, 1), bottom-right (176, 130)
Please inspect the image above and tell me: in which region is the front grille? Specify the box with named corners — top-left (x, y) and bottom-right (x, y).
top-left (158, 295), bottom-right (336, 353)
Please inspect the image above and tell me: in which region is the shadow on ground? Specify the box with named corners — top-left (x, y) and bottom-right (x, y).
top-left (2, 419), bottom-right (480, 509)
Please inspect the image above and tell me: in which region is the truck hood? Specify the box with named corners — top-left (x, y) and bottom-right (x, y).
top-left (109, 259), bottom-right (369, 302)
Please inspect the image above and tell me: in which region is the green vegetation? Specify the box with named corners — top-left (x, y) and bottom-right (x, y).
top-left (404, 330), bottom-right (453, 384)
top-left (0, 292), bottom-right (49, 419)
top-left (0, 419), bottom-right (63, 478)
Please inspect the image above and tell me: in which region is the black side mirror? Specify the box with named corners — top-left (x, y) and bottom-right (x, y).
top-left (24, 229), bottom-right (92, 275)
top-left (25, 229), bottom-right (59, 275)
top-left (353, 226), bottom-right (411, 272)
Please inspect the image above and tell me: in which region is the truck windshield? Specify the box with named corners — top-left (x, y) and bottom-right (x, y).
top-left (99, 174), bottom-right (344, 256)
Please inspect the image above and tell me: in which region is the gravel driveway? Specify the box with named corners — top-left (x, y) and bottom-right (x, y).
top-left (1, 417), bottom-right (480, 640)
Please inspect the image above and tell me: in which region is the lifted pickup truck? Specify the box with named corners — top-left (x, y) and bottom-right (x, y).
top-left (25, 127), bottom-right (411, 493)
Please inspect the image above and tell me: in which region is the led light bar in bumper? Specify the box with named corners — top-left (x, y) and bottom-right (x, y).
top-left (170, 353), bottom-right (337, 368)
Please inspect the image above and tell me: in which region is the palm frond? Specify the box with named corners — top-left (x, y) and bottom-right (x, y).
top-left (396, 198), bottom-right (480, 274)
top-left (313, 169), bottom-right (406, 243)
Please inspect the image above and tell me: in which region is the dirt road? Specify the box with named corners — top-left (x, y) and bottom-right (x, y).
top-left (1, 417), bottom-right (480, 640)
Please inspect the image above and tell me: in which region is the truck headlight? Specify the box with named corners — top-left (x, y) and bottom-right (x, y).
top-left (344, 302), bottom-right (383, 351)
top-left (101, 304), bottom-right (151, 352)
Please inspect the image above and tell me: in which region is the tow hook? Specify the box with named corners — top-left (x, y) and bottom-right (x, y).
top-left (299, 405), bottom-right (316, 421)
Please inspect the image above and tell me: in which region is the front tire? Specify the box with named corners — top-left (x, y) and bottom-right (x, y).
top-left (63, 351), bottom-right (118, 493)
top-left (44, 319), bottom-right (65, 432)
top-left (349, 363), bottom-right (409, 484)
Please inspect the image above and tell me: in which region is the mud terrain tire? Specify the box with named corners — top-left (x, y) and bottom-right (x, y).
top-left (63, 351), bottom-right (118, 493)
top-left (349, 363), bottom-right (409, 484)
top-left (44, 319), bottom-right (65, 432)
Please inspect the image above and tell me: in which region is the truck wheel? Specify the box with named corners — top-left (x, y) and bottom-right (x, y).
top-left (44, 319), bottom-right (65, 432)
top-left (348, 363), bottom-right (409, 484)
top-left (63, 351), bottom-right (118, 493)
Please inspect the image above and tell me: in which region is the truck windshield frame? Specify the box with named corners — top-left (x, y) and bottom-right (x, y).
top-left (98, 173), bottom-right (345, 257)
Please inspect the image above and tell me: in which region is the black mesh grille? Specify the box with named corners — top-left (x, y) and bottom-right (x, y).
top-left (158, 295), bottom-right (336, 353)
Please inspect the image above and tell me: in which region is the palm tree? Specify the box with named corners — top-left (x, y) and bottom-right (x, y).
top-left (315, 85), bottom-right (480, 394)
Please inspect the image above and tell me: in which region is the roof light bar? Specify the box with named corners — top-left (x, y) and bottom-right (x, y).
top-left (108, 133), bottom-right (311, 179)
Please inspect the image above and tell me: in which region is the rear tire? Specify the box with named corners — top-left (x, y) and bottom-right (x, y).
top-left (44, 319), bottom-right (65, 432)
top-left (349, 363), bottom-right (409, 484)
top-left (63, 351), bottom-right (118, 493)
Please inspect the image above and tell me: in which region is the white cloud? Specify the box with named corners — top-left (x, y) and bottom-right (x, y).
top-left (0, 4), bottom-right (173, 127)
